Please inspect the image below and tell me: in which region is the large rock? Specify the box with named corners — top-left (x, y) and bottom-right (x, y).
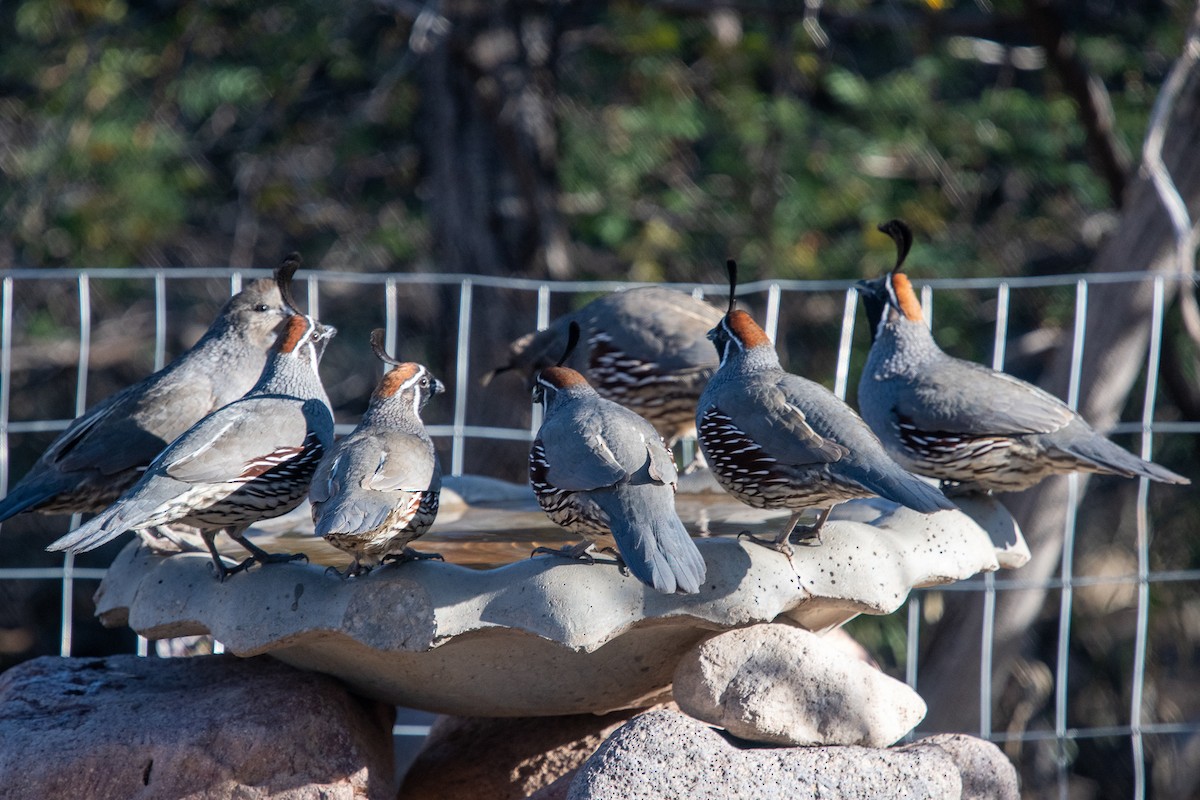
top-left (0, 655), bottom-right (394, 800)
top-left (94, 497), bottom-right (1026, 717)
top-left (673, 623), bottom-right (926, 747)
top-left (399, 704), bottom-right (677, 800)
top-left (567, 710), bottom-right (1018, 800)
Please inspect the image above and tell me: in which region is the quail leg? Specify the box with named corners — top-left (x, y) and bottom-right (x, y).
top-left (201, 530), bottom-right (253, 582)
top-left (229, 532), bottom-right (309, 569)
top-left (738, 508), bottom-right (829, 557)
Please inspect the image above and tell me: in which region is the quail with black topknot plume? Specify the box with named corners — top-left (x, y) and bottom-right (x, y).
top-left (47, 262), bottom-right (337, 579)
top-left (486, 288), bottom-right (723, 446)
top-left (529, 322), bottom-right (707, 595)
top-left (310, 330), bottom-right (445, 577)
top-left (855, 219), bottom-right (1190, 493)
top-left (0, 259), bottom-right (296, 528)
top-left (696, 259), bottom-right (956, 555)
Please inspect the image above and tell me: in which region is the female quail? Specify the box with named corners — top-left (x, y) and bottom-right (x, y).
top-left (488, 287), bottom-right (722, 446)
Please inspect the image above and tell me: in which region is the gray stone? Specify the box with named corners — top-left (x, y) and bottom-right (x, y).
top-left (399, 704), bottom-right (677, 800)
top-left (567, 710), bottom-right (967, 800)
top-left (0, 654), bottom-right (394, 800)
top-left (673, 624), bottom-right (926, 747)
top-left (901, 734), bottom-right (1020, 800)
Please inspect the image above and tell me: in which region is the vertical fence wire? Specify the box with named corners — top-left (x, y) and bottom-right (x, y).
top-left (0, 277), bottom-right (12, 503)
top-left (530, 284), bottom-right (552, 434)
top-left (763, 283), bottom-right (782, 343)
top-left (384, 277), bottom-right (399, 358)
top-left (833, 288), bottom-right (858, 401)
top-left (451, 280), bottom-right (473, 476)
top-left (61, 275), bottom-right (94, 658)
top-left (980, 282), bottom-right (1011, 738)
top-left (1056, 279), bottom-right (1090, 798)
top-left (1130, 276), bottom-right (1167, 800)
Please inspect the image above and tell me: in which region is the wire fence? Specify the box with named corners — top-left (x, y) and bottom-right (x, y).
top-left (1, 267), bottom-right (1197, 798)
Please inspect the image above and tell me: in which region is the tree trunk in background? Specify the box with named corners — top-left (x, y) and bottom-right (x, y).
top-left (414, 0), bottom-right (583, 477)
top-left (918, 5), bottom-right (1200, 733)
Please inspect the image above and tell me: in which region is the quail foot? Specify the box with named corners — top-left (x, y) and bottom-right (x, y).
top-left (48, 268), bottom-right (337, 580)
top-left (855, 219), bottom-right (1189, 493)
top-left (0, 257), bottom-right (298, 528)
top-left (696, 260), bottom-right (956, 556)
top-left (529, 322), bottom-right (707, 595)
top-left (311, 330), bottom-right (444, 577)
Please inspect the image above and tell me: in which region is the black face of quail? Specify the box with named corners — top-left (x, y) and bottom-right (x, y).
top-left (854, 276), bottom-right (891, 342)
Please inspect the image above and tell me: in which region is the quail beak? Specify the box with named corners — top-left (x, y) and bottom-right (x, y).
top-left (431, 378), bottom-right (446, 396)
top-left (315, 322), bottom-right (337, 341)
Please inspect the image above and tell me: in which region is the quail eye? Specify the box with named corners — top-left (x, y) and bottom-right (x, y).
top-left (253, 303), bottom-right (270, 312)
top-left (419, 377), bottom-right (429, 388)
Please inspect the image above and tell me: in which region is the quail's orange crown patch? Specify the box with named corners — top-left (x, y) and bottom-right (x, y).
top-left (278, 315), bottom-right (310, 353)
top-left (890, 273), bottom-right (924, 322)
top-left (726, 310), bottom-right (771, 348)
top-left (540, 365), bottom-right (589, 388)
top-left (376, 363), bottom-right (421, 398)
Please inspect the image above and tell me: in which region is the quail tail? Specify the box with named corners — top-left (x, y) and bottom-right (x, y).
top-left (858, 463), bottom-right (958, 515)
top-left (593, 486), bottom-right (707, 595)
top-left (1052, 428), bottom-right (1190, 485)
top-left (46, 503), bottom-right (131, 554)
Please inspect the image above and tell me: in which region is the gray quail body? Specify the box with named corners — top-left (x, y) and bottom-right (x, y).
top-left (0, 263), bottom-right (295, 525)
top-left (696, 261), bottom-right (955, 553)
top-left (529, 324), bottom-right (707, 594)
top-left (489, 287), bottom-right (722, 444)
top-left (311, 330), bottom-right (445, 577)
top-left (856, 219), bottom-right (1189, 493)
top-left (47, 311), bottom-right (337, 579)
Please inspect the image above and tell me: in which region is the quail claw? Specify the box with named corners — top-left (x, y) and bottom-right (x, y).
top-left (381, 548), bottom-right (444, 566)
top-left (531, 542), bottom-right (595, 564)
top-left (210, 556), bottom-right (257, 581)
top-left (737, 530), bottom-right (794, 558)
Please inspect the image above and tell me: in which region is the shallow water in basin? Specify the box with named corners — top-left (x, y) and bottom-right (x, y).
top-left (245, 492), bottom-right (796, 570)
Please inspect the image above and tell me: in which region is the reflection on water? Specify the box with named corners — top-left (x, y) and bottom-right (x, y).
top-left (246, 492), bottom-right (794, 570)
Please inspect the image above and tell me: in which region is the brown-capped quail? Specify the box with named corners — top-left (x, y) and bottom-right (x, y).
top-left (697, 260), bottom-right (956, 554)
top-left (311, 330), bottom-right (445, 577)
top-left (855, 219), bottom-right (1189, 493)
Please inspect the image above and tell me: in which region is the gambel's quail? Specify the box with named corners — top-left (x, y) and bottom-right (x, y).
top-left (529, 322), bottom-right (708, 595)
top-left (696, 260), bottom-right (955, 554)
top-left (856, 219), bottom-right (1190, 493)
top-left (47, 306), bottom-right (337, 580)
top-left (487, 287), bottom-right (722, 445)
top-left (0, 258), bottom-right (298, 525)
top-left (311, 330), bottom-right (445, 577)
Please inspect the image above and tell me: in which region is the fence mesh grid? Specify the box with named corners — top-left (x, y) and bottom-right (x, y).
top-left (1, 267), bottom-right (1197, 798)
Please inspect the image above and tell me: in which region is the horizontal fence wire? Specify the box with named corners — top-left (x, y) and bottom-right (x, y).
top-left (1, 267), bottom-right (1197, 795)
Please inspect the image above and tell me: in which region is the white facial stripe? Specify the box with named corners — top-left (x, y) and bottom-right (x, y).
top-left (885, 275), bottom-right (900, 309)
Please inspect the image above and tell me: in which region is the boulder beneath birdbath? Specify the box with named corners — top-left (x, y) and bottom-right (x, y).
top-left (673, 623), bottom-right (926, 747)
top-left (94, 497), bottom-right (1027, 717)
top-left (566, 709), bottom-right (1019, 800)
top-left (0, 654), bottom-right (395, 800)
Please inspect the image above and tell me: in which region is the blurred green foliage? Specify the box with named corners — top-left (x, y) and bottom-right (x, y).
top-left (0, 0), bottom-right (1188, 285)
